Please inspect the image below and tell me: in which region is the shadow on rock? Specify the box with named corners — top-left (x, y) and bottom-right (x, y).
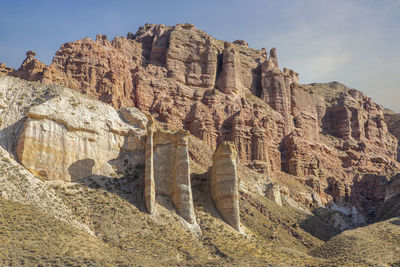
top-left (67, 133), bottom-right (147, 213)
top-left (299, 207), bottom-right (342, 241)
top-left (191, 168), bottom-right (226, 223)
top-left (389, 219), bottom-right (400, 226)
top-left (78, 163), bottom-right (146, 213)
top-left (68, 159), bottom-right (95, 180)
top-left (0, 118), bottom-right (25, 157)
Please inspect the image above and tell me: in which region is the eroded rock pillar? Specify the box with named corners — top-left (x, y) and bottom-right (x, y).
top-left (145, 115), bottom-right (156, 214)
top-left (217, 42), bottom-right (242, 95)
top-left (260, 48), bottom-right (293, 136)
top-left (173, 130), bottom-right (196, 224)
top-left (211, 141), bottom-right (240, 231)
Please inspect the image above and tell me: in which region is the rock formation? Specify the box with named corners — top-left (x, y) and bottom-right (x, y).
top-left (152, 129), bottom-right (196, 223)
top-left (10, 51), bottom-right (46, 81)
top-left (265, 183), bottom-right (282, 206)
top-left (0, 63), bottom-right (14, 75)
top-left (11, 80), bottom-right (200, 224)
top-left (16, 88), bottom-right (147, 182)
top-left (6, 23), bottom-right (400, 223)
top-left (384, 109), bottom-right (400, 161)
top-left (211, 142), bottom-right (240, 231)
top-left (145, 115), bottom-right (156, 214)
top-left (217, 42), bottom-right (243, 95)
top-left (260, 48), bottom-right (293, 136)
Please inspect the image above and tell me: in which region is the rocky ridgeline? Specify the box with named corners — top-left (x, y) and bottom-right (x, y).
top-left (3, 23), bottom-right (400, 225)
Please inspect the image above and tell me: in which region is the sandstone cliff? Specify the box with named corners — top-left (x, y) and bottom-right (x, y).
top-left (5, 23), bottom-right (400, 228)
top-left (1, 75), bottom-right (199, 227)
top-left (1, 64), bottom-right (400, 266)
top-left (211, 142), bottom-right (240, 231)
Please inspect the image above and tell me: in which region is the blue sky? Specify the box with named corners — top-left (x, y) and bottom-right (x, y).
top-left (0, 0), bottom-right (399, 111)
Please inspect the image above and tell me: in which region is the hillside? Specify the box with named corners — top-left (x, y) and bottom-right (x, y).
top-left (0, 23), bottom-right (399, 266)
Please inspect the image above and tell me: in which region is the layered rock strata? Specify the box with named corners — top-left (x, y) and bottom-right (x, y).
top-left (217, 42), bottom-right (243, 95)
top-left (7, 23), bottom-right (400, 220)
top-left (211, 142), bottom-right (240, 231)
top-left (16, 89), bottom-right (147, 182)
top-left (10, 51), bottom-right (46, 81)
top-left (12, 81), bottom-right (198, 224)
top-left (152, 129), bottom-right (196, 223)
top-left (145, 115), bottom-right (156, 214)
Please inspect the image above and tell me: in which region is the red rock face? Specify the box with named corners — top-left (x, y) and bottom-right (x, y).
top-left (40, 35), bottom-right (143, 109)
top-left (9, 51), bottom-right (45, 81)
top-left (8, 23), bottom-right (400, 214)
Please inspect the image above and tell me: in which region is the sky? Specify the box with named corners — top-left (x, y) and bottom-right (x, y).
top-left (0, 0), bottom-right (399, 111)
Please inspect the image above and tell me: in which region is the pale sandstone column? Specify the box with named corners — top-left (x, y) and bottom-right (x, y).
top-left (172, 130), bottom-right (196, 224)
top-left (145, 115), bottom-right (156, 214)
top-left (211, 141), bottom-right (240, 231)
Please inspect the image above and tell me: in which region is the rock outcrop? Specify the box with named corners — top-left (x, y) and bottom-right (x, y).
top-left (144, 115), bottom-right (156, 214)
top-left (384, 109), bottom-right (400, 161)
top-left (9, 51), bottom-right (46, 81)
top-left (6, 24), bottom-right (400, 222)
top-left (8, 76), bottom-right (197, 224)
top-left (0, 63), bottom-right (14, 75)
top-left (152, 129), bottom-right (196, 224)
top-left (41, 35), bottom-right (142, 109)
top-left (16, 88), bottom-right (147, 181)
top-left (265, 182), bottom-right (282, 206)
top-left (211, 142), bottom-right (240, 231)
top-left (217, 42), bottom-right (243, 95)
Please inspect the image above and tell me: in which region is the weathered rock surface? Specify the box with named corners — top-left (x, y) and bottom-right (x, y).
top-left (42, 35), bottom-right (141, 109)
top-left (211, 142), bottom-right (240, 231)
top-left (0, 145), bottom-right (93, 234)
top-left (2, 76), bottom-right (197, 224)
top-left (384, 109), bottom-right (400, 161)
top-left (265, 182), bottom-right (282, 206)
top-left (0, 63), bottom-right (14, 76)
top-left (152, 129), bottom-right (196, 224)
top-left (144, 115), bottom-right (156, 214)
top-left (217, 42), bottom-right (243, 95)
top-left (16, 88), bottom-right (146, 181)
top-left (9, 51), bottom-right (46, 81)
top-left (6, 23), bottom-right (400, 225)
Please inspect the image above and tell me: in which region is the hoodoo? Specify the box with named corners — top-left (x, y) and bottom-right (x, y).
top-left (211, 142), bottom-right (240, 231)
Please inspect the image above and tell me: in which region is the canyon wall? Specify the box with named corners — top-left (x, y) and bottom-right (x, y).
top-left (6, 23), bottom-right (400, 220)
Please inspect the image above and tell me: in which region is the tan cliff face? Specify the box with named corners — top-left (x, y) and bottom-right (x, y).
top-left (211, 141), bottom-right (240, 231)
top-left (16, 90), bottom-right (147, 182)
top-left (5, 23), bottom-right (400, 222)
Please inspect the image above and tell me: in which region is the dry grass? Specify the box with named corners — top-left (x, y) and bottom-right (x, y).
top-left (0, 197), bottom-right (146, 266)
top-left (311, 217), bottom-right (400, 266)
